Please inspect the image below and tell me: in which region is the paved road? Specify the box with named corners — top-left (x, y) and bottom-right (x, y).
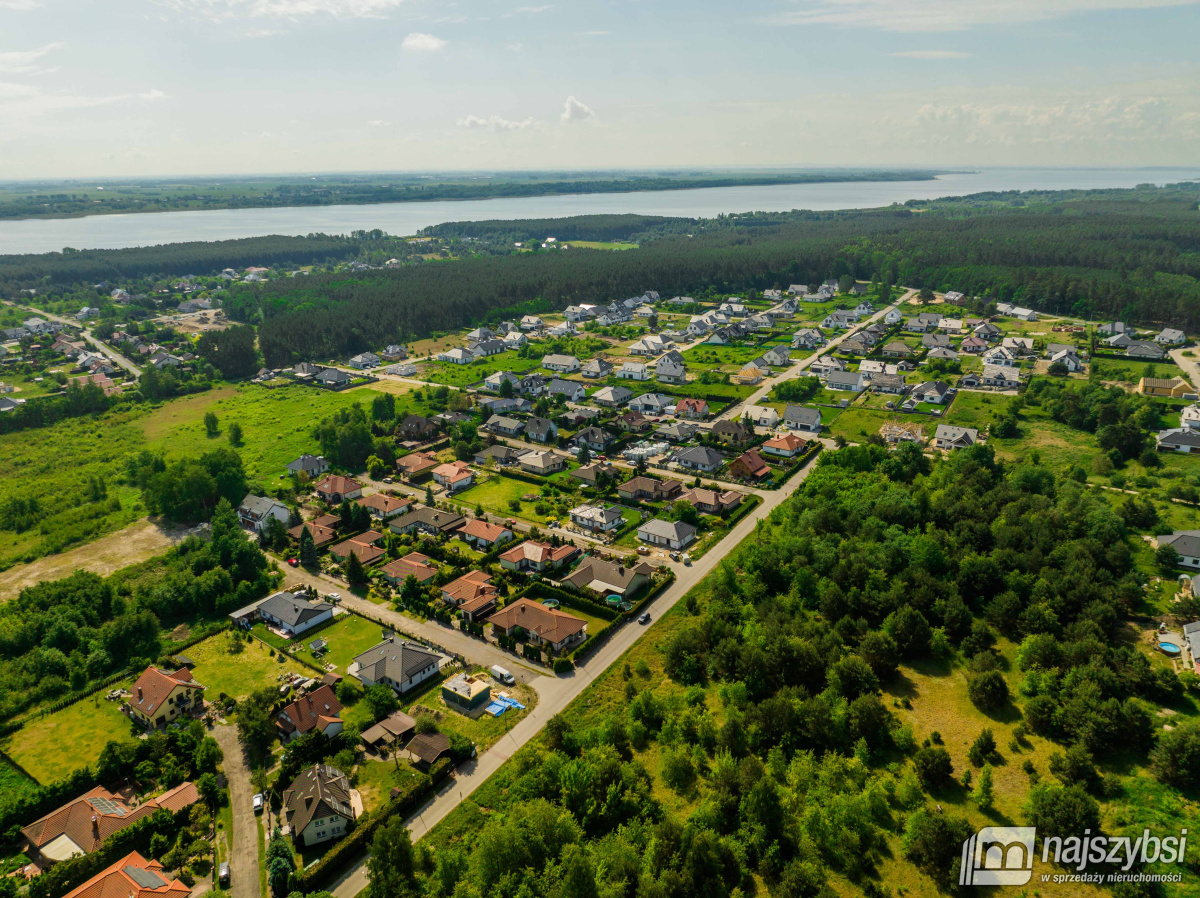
top-left (18, 304), bottom-right (143, 378)
top-left (212, 724), bottom-right (259, 898)
top-left (328, 446), bottom-right (824, 898)
top-left (1169, 347), bottom-right (1200, 392)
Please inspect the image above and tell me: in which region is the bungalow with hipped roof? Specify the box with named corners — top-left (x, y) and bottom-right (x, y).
top-left (396, 451), bottom-right (440, 478)
top-left (499, 540), bottom-right (580, 573)
top-left (459, 518), bottom-right (513, 549)
top-left (351, 636), bottom-right (441, 694)
top-left (562, 557), bottom-right (655, 596)
top-left (356, 492), bottom-right (411, 521)
top-left (487, 598), bottom-right (587, 652)
top-left (388, 507), bottom-right (466, 537)
top-left (313, 475), bottom-right (362, 505)
top-left (381, 552), bottom-right (439, 586)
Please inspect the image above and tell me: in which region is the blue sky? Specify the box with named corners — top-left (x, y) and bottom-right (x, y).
top-left (1, 0), bottom-right (1198, 177)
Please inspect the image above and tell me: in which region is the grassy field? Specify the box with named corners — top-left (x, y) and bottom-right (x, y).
top-left (454, 475), bottom-right (560, 525)
top-left (188, 629), bottom-right (309, 701)
top-left (829, 406), bottom-right (934, 442)
top-left (416, 351), bottom-right (542, 388)
top-left (1090, 357), bottom-right (1186, 385)
top-left (2, 692), bottom-right (136, 784)
top-left (251, 612), bottom-right (386, 676)
top-left (563, 241), bottom-right (639, 251)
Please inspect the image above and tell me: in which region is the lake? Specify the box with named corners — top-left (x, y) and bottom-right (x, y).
top-left (1, 166), bottom-right (1198, 254)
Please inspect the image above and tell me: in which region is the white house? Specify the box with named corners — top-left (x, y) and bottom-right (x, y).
top-left (618, 362), bottom-right (649, 381)
top-left (348, 352), bottom-right (380, 369)
top-left (520, 315), bottom-right (545, 330)
top-left (282, 765), bottom-right (356, 848)
top-left (238, 494), bottom-right (290, 533)
top-left (542, 354), bottom-right (581, 373)
top-left (437, 348), bottom-right (474, 365)
top-left (569, 504), bottom-right (625, 532)
top-left (637, 519), bottom-right (697, 550)
top-left (257, 592), bottom-right (335, 637)
top-left (743, 405), bottom-right (780, 427)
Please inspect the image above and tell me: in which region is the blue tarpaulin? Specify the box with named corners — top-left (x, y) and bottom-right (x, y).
top-left (485, 695), bottom-right (527, 717)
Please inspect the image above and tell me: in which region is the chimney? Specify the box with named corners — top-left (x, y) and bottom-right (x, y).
top-left (136, 686), bottom-right (142, 701)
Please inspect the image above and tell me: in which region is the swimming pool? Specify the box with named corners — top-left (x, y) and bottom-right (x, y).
top-left (1159, 642), bottom-right (1182, 656)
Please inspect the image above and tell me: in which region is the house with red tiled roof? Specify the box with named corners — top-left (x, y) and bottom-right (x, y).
top-left (458, 518), bottom-right (513, 549)
top-left (762, 433), bottom-right (808, 459)
top-left (21, 784), bottom-right (199, 868)
top-left (288, 513), bottom-right (339, 548)
top-left (381, 552), bottom-right (439, 586)
top-left (486, 598), bottom-right (587, 652)
top-left (277, 684), bottom-right (344, 742)
top-left (729, 449), bottom-right (771, 480)
top-left (675, 397), bottom-right (710, 420)
top-left (396, 451), bottom-right (439, 478)
top-left (432, 461), bottom-right (474, 493)
top-left (440, 571), bottom-right (500, 621)
top-left (60, 851), bottom-right (189, 898)
top-left (498, 540), bottom-right (580, 573)
top-left (313, 475), bottom-right (362, 505)
top-left (329, 531), bottom-right (386, 566)
top-left (356, 492), bottom-right (412, 521)
top-left (126, 667), bottom-right (204, 729)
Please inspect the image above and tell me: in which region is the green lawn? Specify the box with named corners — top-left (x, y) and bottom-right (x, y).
top-left (828, 407), bottom-right (933, 443)
top-left (188, 629), bottom-right (309, 701)
top-left (2, 692), bottom-right (136, 784)
top-left (454, 475), bottom-right (564, 525)
top-left (416, 351), bottom-right (542, 388)
top-left (943, 390), bottom-right (1003, 429)
top-left (252, 612), bottom-right (387, 676)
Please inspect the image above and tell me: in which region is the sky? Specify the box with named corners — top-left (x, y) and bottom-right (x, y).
top-left (0, 0), bottom-right (1198, 178)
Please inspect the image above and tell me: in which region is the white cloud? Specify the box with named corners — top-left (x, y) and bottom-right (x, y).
top-left (139, 89), bottom-right (168, 100)
top-left (0, 42), bottom-right (63, 74)
top-left (0, 0), bottom-right (42, 8)
top-left (457, 113), bottom-right (538, 131)
top-left (507, 4), bottom-right (551, 13)
top-left (505, 41), bottom-right (523, 51)
top-left (775, 0), bottom-right (1200, 32)
top-left (366, 119), bottom-right (388, 126)
top-left (157, 0), bottom-right (404, 21)
top-left (561, 95), bottom-right (597, 124)
top-left (401, 32), bottom-right (447, 51)
top-left (890, 50), bottom-right (970, 59)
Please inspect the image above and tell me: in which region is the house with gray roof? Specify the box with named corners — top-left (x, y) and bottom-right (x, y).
top-left (826, 370), bottom-right (865, 392)
top-left (784, 405), bottom-right (822, 432)
top-left (548, 378), bottom-right (588, 402)
top-left (525, 416), bottom-right (558, 443)
top-left (674, 445), bottom-right (725, 472)
top-left (934, 425), bottom-right (979, 451)
top-left (258, 591), bottom-right (334, 637)
top-left (637, 518), bottom-right (697, 550)
top-left (1156, 429), bottom-right (1200, 454)
top-left (282, 764), bottom-right (356, 847)
top-left (351, 636), bottom-right (441, 694)
top-left (286, 455), bottom-right (329, 478)
top-left (1156, 530), bottom-right (1200, 568)
top-left (592, 385), bottom-right (632, 407)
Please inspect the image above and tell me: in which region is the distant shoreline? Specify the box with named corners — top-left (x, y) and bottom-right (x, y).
top-left (0, 170), bottom-right (958, 222)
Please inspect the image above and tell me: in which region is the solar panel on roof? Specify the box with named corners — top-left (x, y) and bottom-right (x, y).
top-left (124, 866), bottom-right (167, 888)
top-left (89, 797), bottom-right (126, 816)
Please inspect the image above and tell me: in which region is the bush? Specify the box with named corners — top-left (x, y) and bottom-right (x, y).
top-left (968, 669), bottom-right (1009, 711)
top-left (552, 658), bottom-right (574, 674)
top-left (913, 746), bottom-right (953, 790)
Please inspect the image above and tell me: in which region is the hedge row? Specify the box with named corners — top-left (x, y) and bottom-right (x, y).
top-left (570, 571), bottom-right (677, 665)
top-left (288, 760), bottom-right (452, 893)
top-left (766, 442), bottom-right (823, 489)
top-left (519, 580), bottom-right (620, 622)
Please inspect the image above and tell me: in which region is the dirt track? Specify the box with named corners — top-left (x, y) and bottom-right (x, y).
top-left (0, 518), bottom-right (184, 600)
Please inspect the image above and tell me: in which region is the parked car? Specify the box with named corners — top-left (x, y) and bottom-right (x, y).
top-left (638, 613), bottom-right (651, 625)
top-left (287, 558), bottom-right (299, 567)
top-left (326, 593), bottom-right (341, 603)
top-left (669, 552), bottom-right (681, 562)
top-left (219, 863), bottom-right (230, 887)
top-left (253, 793), bottom-right (264, 813)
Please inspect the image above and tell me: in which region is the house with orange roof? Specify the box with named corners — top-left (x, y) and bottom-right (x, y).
top-left (432, 460), bottom-right (474, 493)
top-left (762, 433), bottom-right (808, 459)
top-left (396, 451), bottom-right (439, 478)
top-left (21, 784), bottom-right (199, 868)
top-left (440, 571), bottom-right (500, 621)
top-left (276, 684), bottom-right (344, 742)
top-left (486, 598), bottom-right (587, 652)
top-left (675, 397), bottom-right (710, 420)
top-left (381, 552), bottom-right (439, 586)
top-left (126, 666), bottom-right (204, 730)
top-left (498, 540), bottom-right (580, 573)
top-left (729, 449), bottom-right (772, 480)
top-left (288, 514), bottom-right (339, 548)
top-left (356, 492), bottom-right (412, 521)
top-left (459, 518), bottom-right (513, 549)
top-left (329, 530), bottom-right (386, 566)
top-left (313, 474), bottom-right (362, 505)
top-left (59, 851), bottom-right (189, 898)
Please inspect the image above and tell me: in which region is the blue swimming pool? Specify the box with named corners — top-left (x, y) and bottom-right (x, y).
top-left (1159, 642), bottom-right (1181, 656)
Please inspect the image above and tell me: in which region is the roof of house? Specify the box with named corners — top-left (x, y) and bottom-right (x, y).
top-left (313, 474), bottom-right (361, 496)
top-left (353, 637), bottom-right (441, 684)
top-left (638, 518), bottom-right (698, 542)
top-left (360, 711), bottom-right (417, 746)
top-left (258, 592), bottom-right (334, 629)
top-left (679, 487), bottom-right (742, 509)
top-left (1160, 530), bottom-right (1200, 558)
top-left (563, 557), bottom-right (655, 594)
top-left (390, 507), bottom-right (466, 533)
top-left (827, 370), bottom-right (863, 387)
top-left (500, 540), bottom-right (578, 566)
top-left (397, 452), bottom-right (439, 474)
top-left (282, 764), bottom-right (354, 835)
top-left (763, 433), bottom-right (807, 453)
top-left (487, 598), bottom-right (587, 643)
top-left (129, 667), bottom-right (203, 719)
top-left (278, 684), bottom-right (344, 737)
top-left (239, 494), bottom-right (286, 518)
top-left (287, 454), bottom-right (327, 474)
top-left (935, 424), bottom-right (979, 446)
top-left (60, 851), bottom-right (189, 898)
top-left (432, 461), bottom-right (473, 483)
top-left (525, 416), bottom-right (557, 439)
top-left (732, 449), bottom-right (771, 478)
top-left (407, 732), bottom-right (452, 766)
top-left (675, 446), bottom-right (725, 467)
top-left (460, 519), bottom-right (509, 543)
top-left (357, 493), bottom-right (410, 515)
top-left (441, 570), bottom-right (497, 606)
top-left (1157, 429), bottom-right (1200, 448)
top-left (382, 553), bottom-right (439, 582)
top-left (784, 404), bottom-right (821, 425)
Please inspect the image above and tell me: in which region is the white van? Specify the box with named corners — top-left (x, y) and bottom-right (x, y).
top-left (490, 665), bottom-right (515, 686)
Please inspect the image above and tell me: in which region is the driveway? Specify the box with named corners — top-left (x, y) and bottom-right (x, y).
top-left (1169, 347), bottom-right (1200, 392)
top-left (212, 725), bottom-right (259, 898)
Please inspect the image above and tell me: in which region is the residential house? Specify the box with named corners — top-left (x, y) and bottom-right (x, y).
top-left (381, 552), bottom-right (439, 586)
top-left (655, 351), bottom-right (688, 385)
top-left (480, 396), bottom-right (532, 416)
top-left (329, 531), bottom-right (386, 566)
top-left (826, 370), bottom-right (865, 392)
top-left (356, 493), bottom-right (411, 521)
top-left (744, 405), bottom-right (780, 427)
top-left (884, 309), bottom-right (903, 325)
top-left (398, 415), bottom-right (439, 442)
top-left (432, 461), bottom-right (474, 493)
top-left (637, 519), bottom-right (697, 550)
top-left (921, 334), bottom-right (952, 351)
top-left (910, 381), bottom-right (953, 404)
top-left (436, 348), bottom-right (474, 365)
top-left (582, 358), bottom-right (613, 379)
top-left (939, 318), bottom-right (964, 335)
top-left (487, 599), bottom-right (588, 652)
top-left (385, 362), bottom-right (418, 376)
top-left (287, 454), bottom-right (329, 478)
top-left (787, 284), bottom-right (809, 296)
top-left (926, 347), bottom-right (959, 362)
top-left (314, 475), bottom-right (362, 505)
top-left (615, 411), bottom-right (651, 433)
top-left (396, 451), bottom-right (440, 478)
top-left (960, 336), bottom-right (989, 354)
top-left (1049, 349), bottom-right (1084, 373)
top-left (735, 364), bottom-right (767, 385)
top-left (981, 365), bottom-right (1021, 388)
top-left (1097, 321), bottom-right (1132, 336)
top-left (630, 335), bottom-right (669, 356)
top-left (1126, 341), bottom-right (1167, 360)
top-left (675, 397), bottom-right (709, 420)
top-left (520, 315), bottom-right (545, 330)
top-left (822, 311), bottom-right (858, 330)
top-left (762, 433), bottom-right (808, 459)
top-left (1156, 429), bottom-right (1200, 454)
top-left (440, 570), bottom-right (500, 620)
top-left (934, 424), bottom-right (979, 451)
top-left (525, 416), bottom-right (559, 443)
top-left (618, 475), bottom-right (683, 502)
top-left (542, 354), bottom-right (581, 373)
top-left (503, 331), bottom-right (528, 349)
top-left (499, 540), bottom-right (579, 573)
top-left (59, 852), bottom-right (189, 898)
top-left (388, 507), bottom-right (467, 538)
top-left (629, 392), bottom-right (674, 415)
top-left (784, 405), bottom-right (822, 432)
top-left (1139, 376), bottom-right (1191, 398)
top-left (465, 327), bottom-right (496, 343)
top-left (548, 378), bottom-right (588, 402)
top-left (459, 519), bottom-right (514, 549)
top-left (657, 421), bottom-right (699, 442)
top-left (563, 558), bottom-right (654, 596)
top-left (442, 674), bottom-right (492, 714)
top-left (520, 450), bottom-right (568, 476)
top-left (486, 415), bottom-right (525, 437)
top-left (618, 362), bottom-right (649, 381)
top-left (811, 356), bottom-right (847, 376)
top-left (348, 351), bottom-right (380, 369)
top-left (792, 328), bottom-right (825, 349)
top-left (277, 684), bottom-right (343, 742)
top-left (729, 449), bottom-right (771, 480)
top-left (381, 344), bottom-right (407, 362)
top-left (973, 322), bottom-right (1003, 340)
top-left (569, 503), bottom-right (625, 532)
top-left (288, 514), bottom-right (339, 548)
top-left (872, 373), bottom-right (909, 394)
top-left (352, 636), bottom-right (441, 693)
top-left (564, 305), bottom-right (596, 322)
top-left (1002, 336), bottom-right (1035, 353)
top-left (593, 385), bottom-right (633, 407)
top-left (883, 342), bottom-right (913, 358)
top-left (571, 461), bottom-right (619, 486)
top-left (712, 419), bottom-right (754, 446)
top-left (257, 592), bottom-right (335, 636)
top-left (127, 667), bottom-right (204, 730)
top-left (674, 446), bottom-right (725, 473)
top-left (237, 494), bottom-right (289, 533)
top-left (468, 339), bottom-right (506, 358)
top-left (282, 765), bottom-right (355, 847)
top-left (519, 373), bottom-right (549, 396)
